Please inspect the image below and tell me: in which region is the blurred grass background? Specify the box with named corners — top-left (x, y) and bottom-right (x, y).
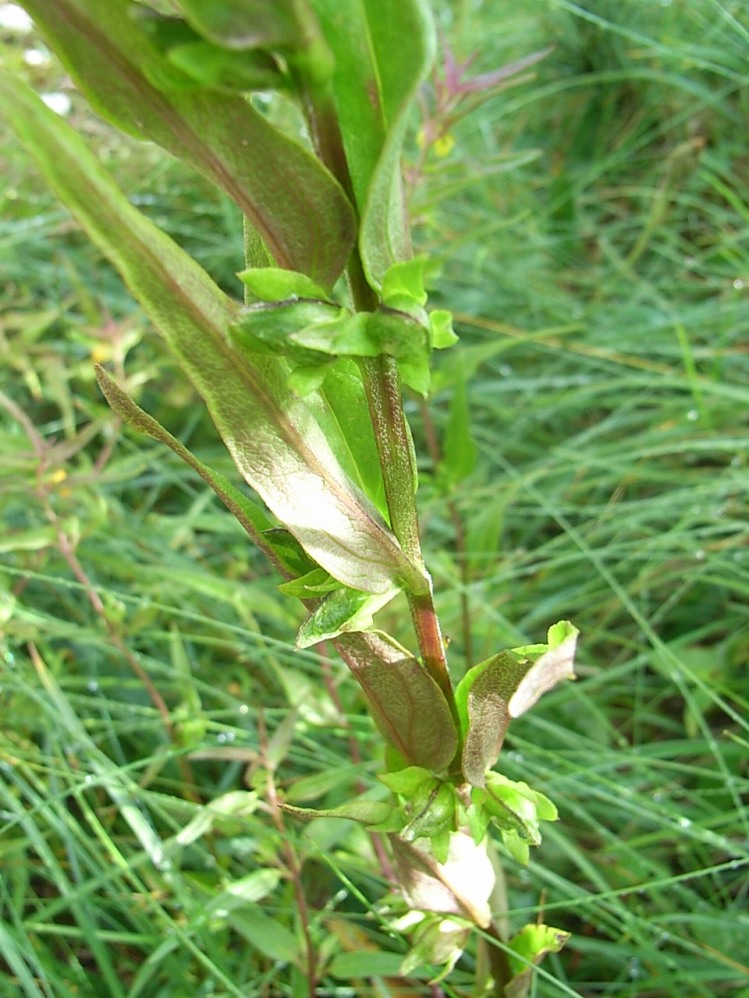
top-left (1, 0), bottom-right (748, 995)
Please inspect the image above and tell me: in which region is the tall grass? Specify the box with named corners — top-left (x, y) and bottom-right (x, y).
top-left (1, 1), bottom-right (748, 994)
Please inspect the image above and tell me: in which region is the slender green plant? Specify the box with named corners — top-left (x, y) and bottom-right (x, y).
top-left (0, 1), bottom-right (578, 992)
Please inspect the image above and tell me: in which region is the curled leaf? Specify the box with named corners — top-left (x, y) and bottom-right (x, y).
top-left (390, 831), bottom-right (495, 927)
top-left (506, 923), bottom-right (570, 998)
top-left (455, 651), bottom-right (529, 787)
top-left (455, 621), bottom-right (579, 785)
top-left (508, 622), bottom-right (578, 718)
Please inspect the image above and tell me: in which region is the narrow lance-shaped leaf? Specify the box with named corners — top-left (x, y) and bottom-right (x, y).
top-left (18, 0), bottom-right (355, 287)
top-left (94, 366), bottom-right (298, 578)
top-left (0, 71), bottom-right (426, 596)
top-left (280, 798), bottom-right (402, 830)
top-left (311, 0), bottom-right (436, 285)
top-left (358, 0), bottom-right (436, 286)
top-left (318, 361), bottom-right (388, 518)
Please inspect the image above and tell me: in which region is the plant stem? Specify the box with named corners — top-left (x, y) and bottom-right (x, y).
top-left (259, 715), bottom-right (318, 991)
top-left (484, 923), bottom-right (513, 997)
top-left (298, 59), bottom-right (459, 723)
top-left (359, 355), bottom-right (455, 704)
top-left (419, 398), bottom-right (474, 667)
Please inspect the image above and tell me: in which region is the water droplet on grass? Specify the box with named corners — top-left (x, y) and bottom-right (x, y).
top-left (23, 48), bottom-right (49, 66)
top-left (0, 5), bottom-right (33, 31)
top-left (41, 92), bottom-right (72, 116)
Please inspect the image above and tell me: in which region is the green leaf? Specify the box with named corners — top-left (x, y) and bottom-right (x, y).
top-left (399, 914), bottom-right (470, 981)
top-left (381, 257), bottom-right (429, 308)
top-left (266, 709), bottom-right (300, 770)
top-left (94, 366), bottom-right (298, 575)
top-left (133, 7), bottom-right (288, 92)
top-left (231, 302), bottom-right (352, 362)
top-left (259, 528), bottom-right (317, 577)
top-left (379, 771), bottom-right (457, 857)
top-left (19, 0), bottom-right (354, 287)
top-left (0, 71), bottom-right (424, 596)
top-left (296, 585), bottom-right (400, 648)
top-left (227, 351), bottom-right (388, 518)
top-left (402, 782), bottom-right (458, 851)
top-left (237, 267), bottom-right (331, 303)
top-left (284, 764), bottom-right (368, 804)
top-left (280, 798), bottom-right (401, 829)
top-left (318, 360), bottom-right (388, 518)
top-left (378, 766), bottom-right (434, 796)
top-left (173, 791), bottom-right (260, 847)
top-left (232, 301), bottom-right (432, 396)
top-left (474, 772), bottom-right (558, 865)
top-left (312, 0), bottom-right (436, 285)
top-left (455, 652), bottom-right (530, 787)
top-left (286, 361), bottom-right (334, 396)
top-left (429, 309), bottom-right (459, 349)
top-left (166, 40), bottom-right (284, 92)
top-left (506, 924), bottom-right (570, 998)
top-left (442, 361), bottom-right (477, 486)
top-left (335, 631), bottom-right (458, 772)
top-left (0, 525), bottom-right (59, 554)
top-left (329, 951), bottom-right (406, 980)
top-left (175, 0), bottom-right (303, 50)
top-left (454, 622), bottom-right (579, 784)
top-left (204, 869), bottom-right (281, 918)
top-left (231, 908), bottom-right (301, 965)
top-left (548, 618), bottom-right (577, 647)
top-left (277, 566), bottom-right (339, 598)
